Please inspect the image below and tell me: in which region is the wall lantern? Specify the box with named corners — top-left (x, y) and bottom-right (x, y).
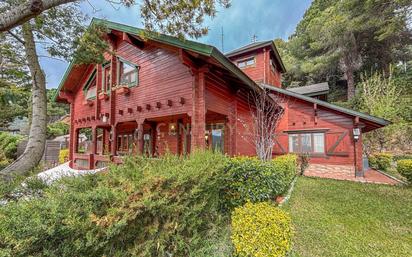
top-left (102, 114), bottom-right (108, 123)
top-left (353, 128), bottom-right (361, 141)
top-left (169, 123), bottom-right (177, 135)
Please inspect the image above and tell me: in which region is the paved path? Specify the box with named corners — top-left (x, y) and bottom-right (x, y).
top-left (304, 164), bottom-right (399, 185)
top-left (37, 162), bottom-right (105, 184)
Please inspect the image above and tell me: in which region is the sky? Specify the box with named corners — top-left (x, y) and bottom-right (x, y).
top-left (41, 0), bottom-right (312, 89)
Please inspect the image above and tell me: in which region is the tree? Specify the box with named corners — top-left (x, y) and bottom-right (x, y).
top-left (238, 88), bottom-right (285, 161)
top-left (283, 0), bottom-right (412, 100)
top-left (0, 0), bottom-right (231, 38)
top-left (358, 68), bottom-right (410, 153)
top-left (0, 2), bottom-right (85, 180)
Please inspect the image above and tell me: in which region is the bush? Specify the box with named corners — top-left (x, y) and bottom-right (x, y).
top-left (223, 154), bottom-right (297, 208)
top-left (231, 202), bottom-right (292, 257)
top-left (397, 159), bottom-right (412, 183)
top-left (59, 149), bottom-right (69, 164)
top-left (368, 153), bottom-right (393, 171)
top-left (46, 121), bottom-right (69, 139)
top-left (0, 132), bottom-right (22, 160)
top-left (0, 151), bottom-right (232, 257)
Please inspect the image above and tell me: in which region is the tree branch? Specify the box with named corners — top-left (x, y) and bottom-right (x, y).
top-left (7, 30), bottom-right (25, 45)
top-left (0, 0), bottom-right (77, 32)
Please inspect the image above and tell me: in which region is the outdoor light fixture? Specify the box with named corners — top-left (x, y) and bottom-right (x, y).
top-left (102, 114), bottom-right (108, 123)
top-left (169, 123), bottom-right (177, 135)
top-left (353, 128), bottom-right (361, 141)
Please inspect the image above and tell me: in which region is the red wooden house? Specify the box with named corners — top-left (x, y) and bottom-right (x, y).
top-left (55, 19), bottom-right (389, 176)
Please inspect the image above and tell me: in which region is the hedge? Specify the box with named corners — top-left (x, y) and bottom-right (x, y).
top-left (231, 202), bottom-right (292, 257)
top-left (223, 154), bottom-right (297, 208)
top-left (397, 159), bottom-right (412, 183)
top-left (368, 153), bottom-right (393, 171)
top-left (0, 151), bottom-right (233, 257)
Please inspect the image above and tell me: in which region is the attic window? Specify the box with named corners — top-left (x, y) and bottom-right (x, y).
top-left (117, 59), bottom-right (139, 87)
top-left (237, 57), bottom-right (255, 68)
top-left (270, 59), bottom-right (277, 72)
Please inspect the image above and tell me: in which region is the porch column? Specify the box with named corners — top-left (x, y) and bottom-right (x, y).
top-left (228, 98), bottom-right (238, 156)
top-left (354, 132), bottom-right (364, 177)
top-left (136, 122), bottom-right (144, 154)
top-left (69, 102), bottom-right (75, 168)
top-left (110, 124), bottom-right (117, 156)
top-left (91, 126), bottom-right (97, 154)
top-left (191, 69), bottom-right (207, 150)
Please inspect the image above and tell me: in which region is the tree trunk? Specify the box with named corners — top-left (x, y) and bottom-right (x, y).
top-left (0, 0), bottom-right (76, 32)
top-left (346, 68), bottom-right (355, 100)
top-left (0, 23), bottom-right (47, 181)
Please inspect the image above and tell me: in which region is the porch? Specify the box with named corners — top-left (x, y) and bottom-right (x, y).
top-left (71, 111), bottom-right (230, 169)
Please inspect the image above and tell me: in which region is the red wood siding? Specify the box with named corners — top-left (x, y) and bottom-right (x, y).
top-left (229, 47), bottom-right (282, 87)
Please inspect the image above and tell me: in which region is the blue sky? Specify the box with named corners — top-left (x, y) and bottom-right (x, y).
top-left (41, 0), bottom-right (311, 88)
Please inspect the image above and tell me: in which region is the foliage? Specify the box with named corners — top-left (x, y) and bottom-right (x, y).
top-left (397, 159), bottom-right (412, 183)
top-left (284, 177), bottom-right (412, 257)
top-left (368, 153), bottom-right (393, 171)
top-left (0, 151), bottom-right (234, 256)
top-left (231, 202), bottom-right (292, 257)
top-left (0, 81), bottom-right (30, 128)
top-left (297, 153), bottom-right (310, 175)
top-left (223, 154), bottom-right (297, 208)
top-left (277, 0), bottom-right (412, 98)
top-left (0, 132), bottom-right (23, 160)
top-left (47, 121), bottom-right (69, 139)
top-left (47, 89), bottom-right (69, 120)
top-left (59, 149), bottom-right (69, 164)
top-left (358, 69), bottom-right (411, 153)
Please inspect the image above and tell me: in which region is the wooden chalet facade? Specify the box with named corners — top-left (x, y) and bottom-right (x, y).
top-left (55, 19), bottom-right (389, 176)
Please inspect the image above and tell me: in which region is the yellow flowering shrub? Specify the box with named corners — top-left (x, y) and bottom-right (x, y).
top-left (58, 149), bottom-right (69, 164)
top-left (231, 202), bottom-right (292, 257)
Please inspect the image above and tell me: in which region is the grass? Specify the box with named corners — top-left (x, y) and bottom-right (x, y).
top-left (284, 177), bottom-right (412, 257)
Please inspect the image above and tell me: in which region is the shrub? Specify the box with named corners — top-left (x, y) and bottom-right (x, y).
top-left (397, 159), bottom-right (412, 183)
top-left (298, 153), bottom-right (310, 175)
top-left (46, 121), bottom-right (69, 139)
top-left (0, 132), bottom-right (22, 160)
top-left (0, 151), bottom-right (232, 256)
top-left (59, 149), bottom-right (69, 164)
top-left (231, 202), bottom-right (292, 257)
top-left (368, 153), bottom-right (393, 171)
top-left (223, 154), bottom-right (297, 208)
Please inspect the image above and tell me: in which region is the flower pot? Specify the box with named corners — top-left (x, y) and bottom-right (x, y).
top-left (115, 85), bottom-right (130, 95)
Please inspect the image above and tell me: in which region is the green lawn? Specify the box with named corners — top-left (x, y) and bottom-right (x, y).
top-left (284, 177), bottom-right (412, 257)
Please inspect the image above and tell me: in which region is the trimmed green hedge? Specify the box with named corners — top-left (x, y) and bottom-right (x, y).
top-left (368, 153), bottom-right (393, 171)
top-left (397, 159), bottom-right (412, 183)
top-left (223, 154), bottom-right (297, 208)
top-left (231, 201), bottom-right (292, 257)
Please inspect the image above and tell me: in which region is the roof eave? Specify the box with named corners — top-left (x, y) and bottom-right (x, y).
top-left (263, 84), bottom-right (390, 127)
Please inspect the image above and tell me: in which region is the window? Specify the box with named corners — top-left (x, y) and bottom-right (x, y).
top-left (103, 64), bottom-right (111, 92)
top-left (288, 132), bottom-right (325, 154)
top-left (206, 124), bottom-right (224, 153)
top-left (84, 72), bottom-right (97, 99)
top-left (237, 57), bottom-right (255, 68)
top-left (118, 60), bottom-right (138, 87)
top-left (117, 133), bottom-right (135, 155)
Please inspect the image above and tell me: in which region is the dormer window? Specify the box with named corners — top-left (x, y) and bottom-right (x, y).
top-left (237, 57), bottom-right (255, 69)
top-left (117, 58), bottom-right (139, 87)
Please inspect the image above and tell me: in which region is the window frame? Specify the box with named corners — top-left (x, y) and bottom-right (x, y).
top-left (288, 132), bottom-right (325, 154)
top-left (117, 57), bottom-right (139, 88)
top-left (102, 62), bottom-right (111, 93)
top-left (237, 56), bottom-right (256, 69)
top-left (83, 69), bottom-right (97, 100)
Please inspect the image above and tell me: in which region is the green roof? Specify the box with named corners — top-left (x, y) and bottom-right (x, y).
top-left (54, 18), bottom-right (258, 101)
top-left (262, 84), bottom-right (390, 126)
